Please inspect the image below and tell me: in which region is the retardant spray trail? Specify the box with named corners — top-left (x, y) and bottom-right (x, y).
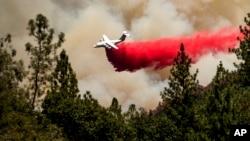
top-left (105, 27), bottom-right (241, 72)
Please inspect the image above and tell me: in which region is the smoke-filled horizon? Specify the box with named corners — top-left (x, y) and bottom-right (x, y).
top-left (0, 0), bottom-right (249, 110)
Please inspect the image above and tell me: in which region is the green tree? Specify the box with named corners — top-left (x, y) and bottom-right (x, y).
top-left (123, 104), bottom-right (138, 140)
top-left (127, 109), bottom-right (177, 141)
top-left (124, 104), bottom-right (139, 122)
top-left (235, 87), bottom-right (250, 124)
top-left (109, 97), bottom-right (122, 119)
top-left (0, 108), bottom-right (65, 140)
top-left (42, 49), bottom-right (79, 138)
top-left (204, 60), bottom-right (250, 140)
top-left (225, 12), bottom-right (250, 131)
top-left (0, 34), bottom-right (64, 140)
top-left (50, 49), bottom-right (79, 97)
top-left (0, 34), bottom-right (26, 93)
top-left (161, 43), bottom-right (199, 101)
top-left (43, 50), bottom-right (124, 140)
top-left (205, 62), bottom-right (235, 140)
top-left (160, 43), bottom-right (202, 140)
top-left (230, 13), bottom-right (250, 86)
top-left (106, 98), bottom-right (138, 140)
top-left (0, 34), bottom-right (28, 124)
top-left (25, 14), bottom-right (65, 109)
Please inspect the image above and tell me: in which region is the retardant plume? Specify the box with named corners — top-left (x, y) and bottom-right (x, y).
top-left (106, 27), bottom-right (241, 72)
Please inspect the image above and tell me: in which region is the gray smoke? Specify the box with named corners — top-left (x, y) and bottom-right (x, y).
top-left (0, 0), bottom-right (249, 110)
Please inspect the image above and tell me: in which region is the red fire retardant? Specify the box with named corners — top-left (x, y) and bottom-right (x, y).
top-left (105, 27), bottom-right (241, 72)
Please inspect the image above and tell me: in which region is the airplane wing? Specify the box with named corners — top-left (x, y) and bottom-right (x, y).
top-left (103, 35), bottom-right (118, 49)
top-left (109, 39), bottom-right (120, 42)
top-left (107, 42), bottom-right (118, 49)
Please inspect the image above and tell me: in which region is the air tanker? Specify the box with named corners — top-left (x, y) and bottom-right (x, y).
top-left (93, 31), bottom-right (130, 49)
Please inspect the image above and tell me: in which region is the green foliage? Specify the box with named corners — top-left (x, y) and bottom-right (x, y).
top-left (25, 14), bottom-right (65, 109)
top-left (42, 47), bottom-right (140, 140)
top-left (230, 13), bottom-right (250, 86)
top-left (205, 62), bottom-right (234, 140)
top-left (45, 90), bottom-right (131, 140)
top-left (123, 104), bottom-right (139, 122)
top-left (0, 34), bottom-right (29, 139)
top-left (0, 34), bottom-right (26, 92)
top-left (42, 49), bottom-right (79, 138)
top-left (51, 49), bottom-right (79, 97)
top-left (0, 33), bottom-right (64, 140)
top-left (201, 60), bottom-right (250, 141)
top-left (0, 109), bottom-right (65, 140)
top-left (235, 87), bottom-right (250, 124)
top-left (128, 111), bottom-right (178, 141)
top-left (161, 43), bottom-right (199, 101)
top-left (160, 43), bottom-right (203, 140)
top-left (109, 97), bottom-right (122, 119)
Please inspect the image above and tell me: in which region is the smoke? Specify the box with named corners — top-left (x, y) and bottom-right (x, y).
top-left (131, 0), bottom-right (194, 40)
top-left (0, 0), bottom-right (249, 110)
top-left (106, 27), bottom-right (240, 72)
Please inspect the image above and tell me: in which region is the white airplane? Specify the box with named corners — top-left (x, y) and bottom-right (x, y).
top-left (93, 31), bottom-right (130, 49)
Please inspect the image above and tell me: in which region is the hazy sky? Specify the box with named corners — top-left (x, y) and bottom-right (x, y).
top-left (0, 0), bottom-right (249, 110)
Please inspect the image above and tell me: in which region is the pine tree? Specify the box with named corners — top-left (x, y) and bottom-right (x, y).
top-left (160, 43), bottom-right (201, 140)
top-left (0, 33), bottom-right (29, 122)
top-left (236, 87), bottom-right (250, 124)
top-left (42, 49), bottom-right (116, 140)
top-left (0, 34), bottom-right (26, 92)
top-left (161, 43), bottom-right (199, 101)
top-left (124, 104), bottom-right (139, 122)
top-left (25, 14), bottom-right (65, 109)
top-left (0, 34), bottom-right (64, 140)
top-left (225, 12), bottom-right (250, 132)
top-left (230, 13), bottom-right (250, 86)
top-left (50, 49), bottom-right (79, 98)
top-left (109, 97), bottom-right (122, 119)
top-left (0, 34), bottom-right (28, 115)
top-left (42, 49), bottom-right (79, 127)
top-left (206, 61), bottom-right (234, 140)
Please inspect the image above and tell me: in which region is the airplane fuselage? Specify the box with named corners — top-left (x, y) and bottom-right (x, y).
top-left (93, 31), bottom-right (129, 49)
top-left (93, 42), bottom-right (114, 49)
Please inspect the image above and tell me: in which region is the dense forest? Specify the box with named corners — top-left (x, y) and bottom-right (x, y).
top-left (0, 13), bottom-right (250, 140)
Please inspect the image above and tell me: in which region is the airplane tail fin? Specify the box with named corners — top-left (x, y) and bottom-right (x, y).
top-left (119, 31), bottom-right (130, 41)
